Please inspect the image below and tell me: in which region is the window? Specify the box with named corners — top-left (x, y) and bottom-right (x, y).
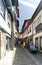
top-left (30, 26), bottom-right (31, 32)
top-left (0, 0), bottom-right (5, 19)
top-left (37, 15), bottom-right (41, 26)
top-left (33, 20), bottom-right (36, 30)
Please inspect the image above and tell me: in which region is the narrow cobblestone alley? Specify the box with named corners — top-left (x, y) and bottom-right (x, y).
top-left (32, 52), bottom-right (42, 64)
top-left (0, 0), bottom-right (42, 65)
top-left (12, 46), bottom-right (37, 65)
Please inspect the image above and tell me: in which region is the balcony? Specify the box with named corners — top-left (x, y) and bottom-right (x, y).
top-left (36, 23), bottom-right (42, 33)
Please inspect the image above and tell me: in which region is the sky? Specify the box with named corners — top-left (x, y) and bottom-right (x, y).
top-left (18, 0), bottom-right (41, 32)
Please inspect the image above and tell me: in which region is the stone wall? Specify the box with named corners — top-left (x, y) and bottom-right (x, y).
top-left (0, 30), bottom-right (6, 59)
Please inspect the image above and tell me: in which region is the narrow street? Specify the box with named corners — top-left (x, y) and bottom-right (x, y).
top-left (32, 52), bottom-right (42, 64)
top-left (12, 46), bottom-right (42, 65)
top-left (0, 0), bottom-right (42, 65)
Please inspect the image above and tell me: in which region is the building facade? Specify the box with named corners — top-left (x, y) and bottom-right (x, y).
top-left (28, 22), bottom-right (33, 44)
top-left (21, 19), bottom-right (31, 47)
top-left (21, 1), bottom-right (42, 52)
top-left (33, 9), bottom-right (42, 51)
top-left (0, 0), bottom-right (11, 58)
top-left (0, 0), bottom-right (19, 59)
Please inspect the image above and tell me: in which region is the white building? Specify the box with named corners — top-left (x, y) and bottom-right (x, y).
top-left (28, 22), bottom-right (33, 43)
top-left (21, 1), bottom-right (42, 52)
top-left (31, 1), bottom-right (42, 52)
top-left (0, 0), bottom-right (11, 58)
top-left (0, 0), bottom-right (19, 59)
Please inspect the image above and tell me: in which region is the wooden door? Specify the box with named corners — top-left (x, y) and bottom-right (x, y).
top-left (35, 38), bottom-right (38, 48)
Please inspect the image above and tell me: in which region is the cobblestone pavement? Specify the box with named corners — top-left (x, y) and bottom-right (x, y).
top-left (25, 47), bottom-right (42, 64)
top-left (12, 46), bottom-right (37, 65)
top-left (32, 52), bottom-right (42, 64)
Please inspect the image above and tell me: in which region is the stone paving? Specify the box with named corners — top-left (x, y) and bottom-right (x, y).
top-left (0, 45), bottom-right (42, 65)
top-left (12, 46), bottom-right (37, 65)
top-left (0, 48), bottom-right (16, 65)
top-left (25, 47), bottom-right (42, 65)
top-left (0, 50), bottom-right (14, 65)
top-left (32, 52), bottom-right (42, 64)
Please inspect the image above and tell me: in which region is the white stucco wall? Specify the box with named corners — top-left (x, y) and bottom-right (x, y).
top-left (28, 23), bottom-right (33, 37)
top-left (33, 10), bottom-right (42, 35)
top-left (0, 15), bottom-right (11, 35)
top-left (0, 0), bottom-right (11, 35)
top-left (33, 10), bottom-right (42, 46)
top-left (22, 29), bottom-right (28, 38)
